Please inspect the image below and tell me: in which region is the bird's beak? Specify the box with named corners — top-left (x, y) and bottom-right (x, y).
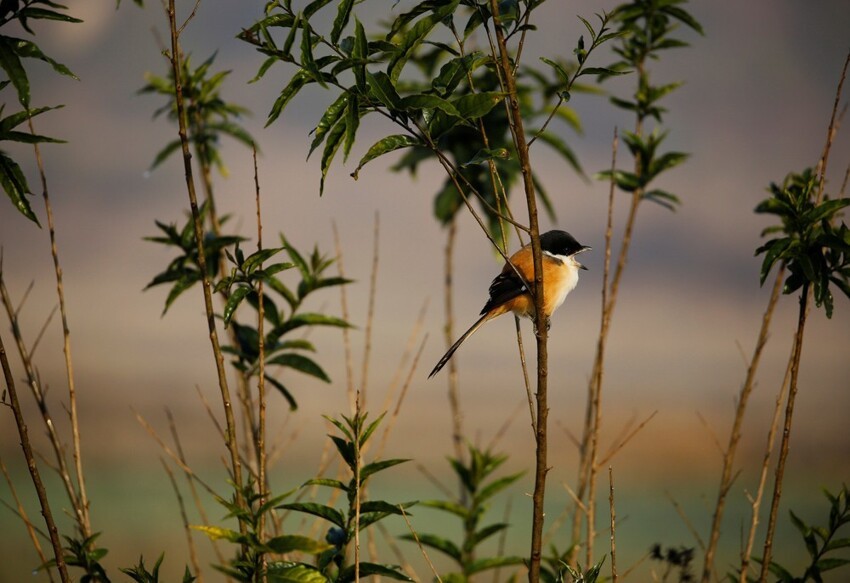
top-left (576, 245), bottom-right (591, 270)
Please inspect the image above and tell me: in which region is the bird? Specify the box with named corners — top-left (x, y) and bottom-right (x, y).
top-left (428, 230), bottom-right (590, 378)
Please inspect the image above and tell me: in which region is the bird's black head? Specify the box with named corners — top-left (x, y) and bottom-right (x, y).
top-left (540, 230), bottom-right (590, 257)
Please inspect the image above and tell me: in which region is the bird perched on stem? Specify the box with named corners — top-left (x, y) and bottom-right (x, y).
top-left (429, 230), bottom-right (590, 378)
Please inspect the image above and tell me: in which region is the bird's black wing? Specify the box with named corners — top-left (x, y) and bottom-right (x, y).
top-left (480, 268), bottom-right (527, 315)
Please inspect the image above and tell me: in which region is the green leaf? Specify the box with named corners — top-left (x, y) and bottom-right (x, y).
top-left (534, 131), bottom-right (583, 176)
top-left (223, 285), bottom-right (251, 327)
top-left (330, 0), bottom-right (354, 44)
top-left (466, 555), bottom-right (525, 574)
top-left (0, 152), bottom-right (39, 224)
top-left (338, 563), bottom-right (414, 582)
top-left (242, 246), bottom-right (284, 273)
top-left (476, 471), bottom-right (524, 504)
top-left (277, 502), bottom-right (345, 528)
top-left (278, 312), bottom-right (351, 334)
top-left (264, 374), bottom-right (298, 410)
top-left (266, 562), bottom-right (329, 583)
top-left (265, 535), bottom-right (332, 555)
top-left (5, 36), bottom-right (78, 80)
top-left (302, 477), bottom-right (348, 491)
top-left (360, 458), bottom-right (409, 481)
top-left (304, 0), bottom-right (333, 18)
top-left (399, 94), bottom-right (461, 117)
top-left (459, 148), bottom-right (510, 168)
top-left (579, 66), bottom-right (629, 77)
top-left (319, 116), bottom-right (346, 195)
top-left (418, 499), bottom-right (467, 518)
top-left (267, 353), bottom-right (330, 382)
top-left (192, 525), bottom-right (243, 543)
top-left (452, 92), bottom-right (503, 120)
top-left (0, 36), bottom-right (30, 106)
top-left (366, 70), bottom-right (400, 109)
top-left (387, 0), bottom-right (460, 83)
top-left (308, 93), bottom-right (348, 160)
top-left (343, 92), bottom-right (359, 162)
top-left (816, 557), bottom-right (850, 572)
top-left (267, 71), bottom-right (309, 126)
top-left (352, 17), bottom-right (367, 92)
top-left (300, 23), bottom-right (325, 87)
top-left (351, 134), bottom-right (420, 180)
top-left (404, 533), bottom-right (461, 561)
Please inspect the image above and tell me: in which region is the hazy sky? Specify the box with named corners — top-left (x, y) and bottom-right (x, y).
top-left (1, 1), bottom-right (849, 580)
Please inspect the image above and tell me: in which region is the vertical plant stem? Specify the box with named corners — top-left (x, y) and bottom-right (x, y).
top-left (444, 219), bottom-right (466, 471)
top-left (165, 0), bottom-right (246, 521)
top-left (586, 128), bottom-right (619, 567)
top-left (1, 333), bottom-right (70, 582)
top-left (758, 284), bottom-right (811, 583)
top-left (488, 3), bottom-right (547, 580)
top-left (27, 115), bottom-right (91, 538)
top-left (358, 213), bottom-right (380, 408)
top-left (739, 343), bottom-right (793, 583)
top-left (254, 145), bottom-right (269, 583)
top-left (700, 265), bottom-right (784, 583)
top-left (609, 466), bottom-right (618, 583)
top-left (354, 398), bottom-right (362, 583)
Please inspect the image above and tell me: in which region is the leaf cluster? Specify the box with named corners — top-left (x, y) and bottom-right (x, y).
top-left (41, 532), bottom-right (110, 583)
top-left (120, 554), bottom-right (196, 583)
top-left (0, 0), bottom-right (78, 224)
top-left (216, 236), bottom-right (352, 409)
top-left (596, 129), bottom-right (687, 210)
top-left (740, 485), bottom-right (850, 582)
top-left (240, 0), bottom-right (611, 216)
top-left (402, 445), bottom-right (524, 581)
top-left (755, 169), bottom-right (850, 318)
top-left (139, 52), bottom-right (254, 174)
top-left (275, 412), bottom-right (414, 582)
top-left (598, 0), bottom-right (702, 211)
top-left (144, 202), bottom-right (244, 315)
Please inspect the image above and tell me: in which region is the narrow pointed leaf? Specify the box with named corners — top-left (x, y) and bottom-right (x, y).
top-left (352, 134), bottom-right (420, 180)
top-left (277, 502), bottom-right (345, 528)
top-left (223, 285), bottom-right (251, 327)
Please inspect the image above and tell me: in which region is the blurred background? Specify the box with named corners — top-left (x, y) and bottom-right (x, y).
top-left (1, 0), bottom-right (849, 581)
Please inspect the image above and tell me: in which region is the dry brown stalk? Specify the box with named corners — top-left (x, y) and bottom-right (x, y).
top-left (1, 457), bottom-right (54, 582)
top-left (444, 219), bottom-right (466, 468)
top-left (375, 337), bottom-right (428, 460)
top-left (700, 265), bottom-right (784, 582)
top-left (165, 408), bottom-right (229, 572)
top-left (597, 410), bottom-right (657, 468)
top-left (665, 491), bottom-right (705, 552)
top-left (331, 222), bottom-right (357, 412)
top-left (161, 458), bottom-right (204, 582)
top-left (133, 408), bottom-right (218, 497)
top-left (739, 348), bottom-right (793, 582)
top-left (586, 127), bottom-right (619, 567)
top-left (400, 504), bottom-right (443, 583)
top-left (358, 214), bottom-right (381, 410)
top-left (164, 0), bottom-right (246, 522)
top-left (27, 105), bottom-right (91, 540)
top-left (0, 271), bottom-right (85, 529)
top-left (1, 333), bottom-right (69, 581)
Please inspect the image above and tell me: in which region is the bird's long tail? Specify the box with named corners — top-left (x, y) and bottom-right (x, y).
top-left (428, 312), bottom-right (495, 378)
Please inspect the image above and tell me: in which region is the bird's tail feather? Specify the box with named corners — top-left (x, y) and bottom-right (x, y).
top-left (428, 312), bottom-right (493, 378)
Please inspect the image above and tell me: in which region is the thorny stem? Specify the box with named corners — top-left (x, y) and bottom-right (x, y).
top-left (1, 333), bottom-right (70, 582)
top-left (165, 0), bottom-right (246, 524)
top-left (489, 2), bottom-right (548, 581)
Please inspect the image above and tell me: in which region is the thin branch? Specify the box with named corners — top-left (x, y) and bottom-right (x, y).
top-left (0, 332), bottom-right (69, 581)
top-left (1, 457), bottom-right (54, 582)
top-left (665, 490), bottom-right (706, 552)
top-left (399, 505), bottom-right (444, 583)
top-left (164, 0), bottom-right (246, 521)
top-left (332, 222), bottom-right (357, 412)
top-left (358, 213), bottom-right (380, 409)
top-left (161, 458), bottom-right (204, 582)
top-left (609, 467), bottom-right (618, 583)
